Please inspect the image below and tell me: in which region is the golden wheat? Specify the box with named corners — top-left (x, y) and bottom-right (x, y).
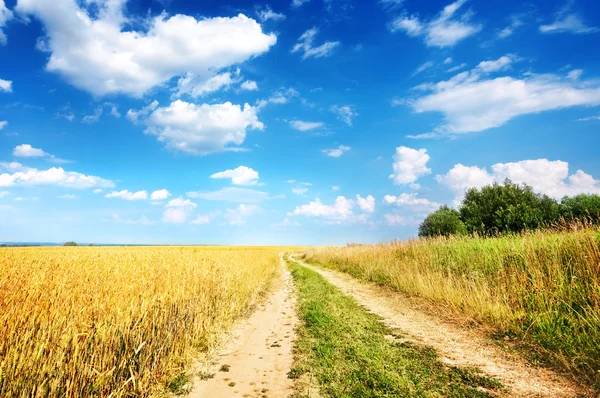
top-left (0, 246), bottom-right (282, 397)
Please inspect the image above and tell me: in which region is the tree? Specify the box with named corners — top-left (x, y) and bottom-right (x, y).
top-left (459, 180), bottom-right (558, 235)
top-left (419, 205), bottom-right (467, 237)
top-left (63, 241), bottom-right (78, 246)
top-left (560, 194), bottom-right (600, 223)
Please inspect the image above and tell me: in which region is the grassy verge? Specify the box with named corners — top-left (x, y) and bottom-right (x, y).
top-left (303, 228), bottom-right (600, 390)
top-left (288, 259), bottom-right (502, 397)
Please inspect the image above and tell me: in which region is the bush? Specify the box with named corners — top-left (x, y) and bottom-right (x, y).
top-left (419, 206), bottom-right (467, 237)
top-left (560, 194), bottom-right (600, 222)
top-left (459, 180), bottom-right (558, 235)
top-left (63, 241), bottom-right (77, 246)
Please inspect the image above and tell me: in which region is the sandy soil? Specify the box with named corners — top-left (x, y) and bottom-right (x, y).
top-left (189, 256), bottom-right (297, 398)
top-left (292, 256), bottom-right (588, 398)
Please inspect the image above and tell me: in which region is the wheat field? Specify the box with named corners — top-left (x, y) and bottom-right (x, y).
top-left (0, 246), bottom-right (281, 397)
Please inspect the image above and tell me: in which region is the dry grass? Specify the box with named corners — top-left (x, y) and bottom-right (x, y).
top-left (304, 227), bottom-right (600, 389)
top-left (0, 246), bottom-right (282, 397)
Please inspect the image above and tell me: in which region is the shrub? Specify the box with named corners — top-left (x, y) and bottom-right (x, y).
top-left (419, 206), bottom-right (467, 237)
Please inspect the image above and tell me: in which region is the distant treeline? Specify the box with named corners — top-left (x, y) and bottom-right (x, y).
top-left (419, 180), bottom-right (600, 237)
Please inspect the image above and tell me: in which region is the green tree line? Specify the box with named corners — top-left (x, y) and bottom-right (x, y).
top-left (419, 180), bottom-right (600, 237)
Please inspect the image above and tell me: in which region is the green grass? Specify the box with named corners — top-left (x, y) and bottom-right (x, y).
top-left (304, 228), bottom-right (600, 390)
top-left (288, 259), bottom-right (502, 397)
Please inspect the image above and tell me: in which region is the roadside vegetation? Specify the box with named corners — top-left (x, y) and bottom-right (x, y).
top-left (304, 226), bottom-right (600, 389)
top-left (288, 258), bottom-right (502, 397)
top-left (0, 246), bottom-right (281, 397)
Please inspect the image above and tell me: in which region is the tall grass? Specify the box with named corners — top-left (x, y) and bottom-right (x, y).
top-left (305, 227), bottom-right (600, 388)
top-left (0, 246), bottom-right (280, 397)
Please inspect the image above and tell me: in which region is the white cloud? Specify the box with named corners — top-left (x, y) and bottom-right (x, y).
top-left (108, 214), bottom-right (155, 225)
top-left (498, 14), bottom-right (526, 39)
top-left (390, 0), bottom-right (482, 47)
top-left (384, 193), bottom-right (439, 209)
top-left (259, 87), bottom-right (301, 107)
top-left (322, 145), bottom-right (351, 158)
top-left (540, 3), bottom-right (598, 35)
top-left (567, 69), bottom-right (583, 80)
top-left (332, 185), bottom-right (340, 191)
top-left (105, 190), bottom-right (148, 200)
top-left (16, 1), bottom-right (277, 97)
top-left (93, 188), bottom-right (103, 194)
top-left (408, 67), bottom-right (600, 138)
top-left (292, 187), bottom-right (308, 196)
top-left (163, 197), bottom-right (197, 224)
top-left (257, 6), bottom-right (285, 22)
top-left (210, 166), bottom-right (260, 186)
top-left (59, 194), bottom-right (79, 199)
top-left (330, 105), bottom-right (356, 126)
top-left (224, 204), bottom-right (260, 225)
top-left (13, 144), bottom-right (46, 158)
top-left (0, 0), bottom-right (13, 45)
top-left (82, 107), bottom-right (102, 124)
top-left (0, 78), bottom-right (12, 92)
top-left (12, 144), bottom-right (71, 163)
top-left (0, 191), bottom-right (9, 198)
top-left (447, 63), bottom-right (467, 72)
top-left (578, 114), bottom-right (600, 122)
top-left (443, 57), bottom-right (452, 64)
top-left (290, 120), bottom-right (324, 131)
top-left (289, 196), bottom-right (355, 221)
top-left (0, 121), bottom-right (6, 130)
top-left (384, 213), bottom-right (407, 226)
top-left (413, 61), bottom-right (434, 76)
top-left (175, 70), bottom-right (239, 98)
top-left (190, 214), bottom-right (211, 225)
top-left (130, 100), bottom-right (264, 155)
top-left (241, 80), bottom-right (259, 91)
top-left (292, 28), bottom-right (340, 59)
top-left (0, 164), bottom-right (114, 189)
top-left (150, 189), bottom-right (171, 200)
top-left (291, 0), bottom-right (311, 8)
top-left (437, 159), bottom-right (600, 204)
top-left (475, 55), bottom-right (514, 73)
top-left (389, 146), bottom-right (431, 186)
top-left (356, 195), bottom-right (375, 213)
top-left (187, 187), bottom-right (270, 203)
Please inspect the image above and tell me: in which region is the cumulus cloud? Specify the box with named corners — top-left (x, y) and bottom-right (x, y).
top-left (331, 105), bottom-right (356, 126)
top-left (150, 189), bottom-right (171, 200)
top-left (187, 187), bottom-right (271, 203)
top-left (292, 187), bottom-right (308, 196)
top-left (292, 28), bottom-right (340, 59)
top-left (322, 145), bottom-right (351, 158)
top-left (356, 194), bottom-right (375, 213)
top-left (224, 204), bottom-right (260, 225)
top-left (389, 146), bottom-right (431, 186)
top-left (540, 3), bottom-right (598, 34)
top-left (16, 1), bottom-right (276, 97)
top-left (437, 159), bottom-right (600, 204)
top-left (390, 0), bottom-right (481, 47)
top-left (105, 190), bottom-right (148, 200)
top-left (0, 163), bottom-right (114, 189)
top-left (12, 144), bottom-right (71, 163)
top-left (384, 193), bottom-right (439, 209)
top-left (129, 100), bottom-right (264, 155)
top-left (290, 120), bottom-right (324, 131)
top-left (163, 197), bottom-right (197, 224)
top-left (0, 78), bottom-right (12, 92)
top-left (288, 195), bottom-right (374, 223)
top-left (210, 166), bottom-right (260, 186)
top-left (175, 70), bottom-right (240, 98)
top-left (408, 61), bottom-right (600, 138)
top-left (241, 80), bottom-right (259, 91)
top-left (0, 0), bottom-right (13, 45)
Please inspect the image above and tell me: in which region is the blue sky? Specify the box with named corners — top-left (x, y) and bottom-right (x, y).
top-left (1, 0), bottom-right (599, 245)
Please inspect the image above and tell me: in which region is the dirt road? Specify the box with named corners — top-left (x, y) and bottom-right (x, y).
top-left (189, 257), bottom-right (297, 398)
top-left (292, 256), bottom-right (586, 398)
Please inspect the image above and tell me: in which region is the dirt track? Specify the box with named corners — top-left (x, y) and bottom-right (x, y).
top-left (292, 256), bottom-right (586, 398)
top-left (190, 256), bottom-right (297, 398)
